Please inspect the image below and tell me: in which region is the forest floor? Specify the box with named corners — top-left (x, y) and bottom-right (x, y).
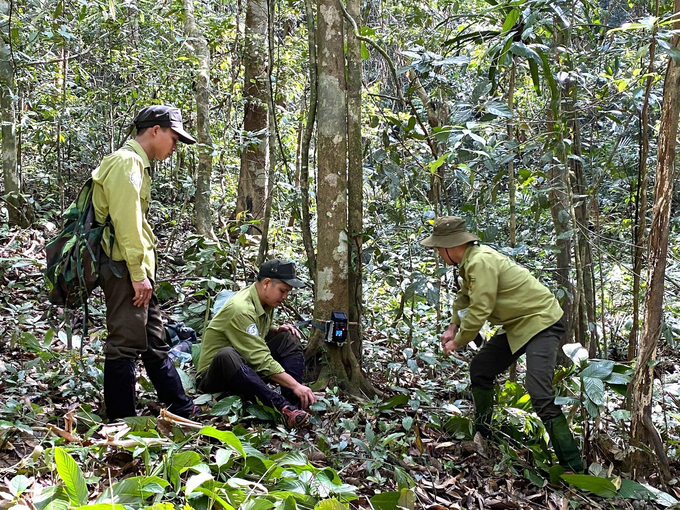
top-left (2, 225), bottom-right (680, 510)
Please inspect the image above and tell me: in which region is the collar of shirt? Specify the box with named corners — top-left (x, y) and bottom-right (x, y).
top-left (459, 242), bottom-right (479, 270)
top-left (124, 139), bottom-right (151, 170)
top-left (248, 283), bottom-right (272, 319)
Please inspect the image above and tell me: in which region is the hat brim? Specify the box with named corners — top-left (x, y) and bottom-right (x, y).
top-left (280, 277), bottom-right (305, 288)
top-left (420, 231), bottom-right (479, 248)
top-left (171, 126), bottom-right (197, 145)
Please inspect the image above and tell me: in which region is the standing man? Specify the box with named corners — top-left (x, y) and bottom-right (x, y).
top-left (93, 105), bottom-right (197, 421)
top-left (421, 216), bottom-right (583, 472)
top-left (197, 259), bottom-right (316, 428)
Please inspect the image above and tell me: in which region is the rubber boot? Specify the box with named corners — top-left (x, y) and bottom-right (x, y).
top-left (143, 356), bottom-right (194, 418)
top-left (545, 414), bottom-right (584, 472)
top-left (104, 358), bottom-right (138, 421)
top-left (470, 386), bottom-right (495, 437)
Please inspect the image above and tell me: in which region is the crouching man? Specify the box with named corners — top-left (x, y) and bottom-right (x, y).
top-left (421, 216), bottom-right (584, 472)
top-left (196, 259), bottom-right (316, 427)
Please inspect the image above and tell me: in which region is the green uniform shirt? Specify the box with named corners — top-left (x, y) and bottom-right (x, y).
top-left (197, 284), bottom-right (285, 377)
top-left (451, 244), bottom-right (563, 354)
top-left (92, 140), bottom-right (158, 282)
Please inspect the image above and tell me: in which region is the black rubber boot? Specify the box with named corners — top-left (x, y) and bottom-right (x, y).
top-left (471, 386), bottom-right (495, 437)
top-left (104, 358), bottom-right (138, 421)
top-left (143, 356), bottom-right (194, 418)
top-left (545, 414), bottom-right (584, 472)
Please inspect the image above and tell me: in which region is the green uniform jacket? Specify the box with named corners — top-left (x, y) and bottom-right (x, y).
top-left (197, 284), bottom-right (285, 377)
top-left (92, 140), bottom-right (158, 282)
top-left (451, 244), bottom-right (563, 354)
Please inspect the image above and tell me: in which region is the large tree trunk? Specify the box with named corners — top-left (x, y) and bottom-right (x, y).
top-left (346, 0), bottom-right (363, 362)
top-left (0, 7), bottom-right (28, 227)
top-left (628, 0), bottom-right (679, 480)
top-left (305, 0), bottom-right (374, 397)
top-left (235, 0), bottom-right (269, 221)
top-left (183, 0), bottom-right (214, 238)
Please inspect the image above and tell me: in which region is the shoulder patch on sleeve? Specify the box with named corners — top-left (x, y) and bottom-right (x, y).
top-left (246, 323), bottom-right (260, 336)
top-left (129, 169), bottom-right (142, 191)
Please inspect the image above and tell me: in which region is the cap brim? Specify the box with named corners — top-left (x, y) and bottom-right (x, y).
top-left (171, 126), bottom-right (197, 145)
top-left (281, 278), bottom-right (305, 288)
top-left (420, 232), bottom-right (479, 248)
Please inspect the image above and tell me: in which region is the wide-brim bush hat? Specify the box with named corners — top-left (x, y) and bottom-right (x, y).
top-left (420, 216), bottom-right (479, 248)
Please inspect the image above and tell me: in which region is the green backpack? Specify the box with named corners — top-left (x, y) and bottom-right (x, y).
top-left (44, 179), bottom-right (119, 346)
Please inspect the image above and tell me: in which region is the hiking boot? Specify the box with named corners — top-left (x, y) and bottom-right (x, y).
top-left (545, 414), bottom-right (584, 472)
top-left (281, 405), bottom-right (309, 428)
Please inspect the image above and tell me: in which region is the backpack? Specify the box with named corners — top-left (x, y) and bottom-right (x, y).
top-left (44, 178), bottom-right (115, 308)
top-left (44, 178), bottom-right (121, 350)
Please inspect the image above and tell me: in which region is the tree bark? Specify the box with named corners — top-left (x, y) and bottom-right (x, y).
top-left (629, 11), bottom-right (657, 361)
top-left (0, 3), bottom-right (29, 227)
top-left (235, 0), bottom-right (269, 221)
top-left (628, 0), bottom-right (679, 480)
top-left (183, 0), bottom-right (214, 238)
top-left (346, 0), bottom-right (363, 361)
top-left (305, 0), bottom-right (374, 397)
top-left (300, 0), bottom-right (318, 280)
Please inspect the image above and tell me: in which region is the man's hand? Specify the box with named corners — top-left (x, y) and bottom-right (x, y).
top-left (440, 323), bottom-right (458, 348)
top-left (274, 324), bottom-right (302, 339)
top-left (443, 339), bottom-right (461, 356)
top-left (132, 278), bottom-right (153, 307)
top-left (293, 383), bottom-right (316, 409)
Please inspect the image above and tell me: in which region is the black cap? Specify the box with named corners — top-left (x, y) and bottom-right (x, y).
top-left (258, 259), bottom-right (305, 288)
top-left (133, 105), bottom-right (197, 144)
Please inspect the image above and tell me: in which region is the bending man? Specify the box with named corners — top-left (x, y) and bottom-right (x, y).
top-left (421, 216), bottom-right (583, 472)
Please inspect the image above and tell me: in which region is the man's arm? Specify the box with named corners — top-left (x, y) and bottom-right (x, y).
top-left (269, 372), bottom-right (316, 409)
top-left (453, 257), bottom-right (499, 348)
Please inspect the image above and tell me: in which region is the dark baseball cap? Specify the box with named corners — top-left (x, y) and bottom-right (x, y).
top-left (133, 105), bottom-right (197, 144)
top-left (258, 259), bottom-right (305, 288)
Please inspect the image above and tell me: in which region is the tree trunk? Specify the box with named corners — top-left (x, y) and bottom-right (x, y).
top-left (257, 0), bottom-right (278, 266)
top-left (0, 7), bottom-right (29, 228)
top-left (235, 0), bottom-right (269, 221)
top-left (300, 0), bottom-right (318, 281)
top-left (183, 0), bottom-right (214, 238)
top-left (628, 0), bottom-right (679, 480)
top-left (305, 0), bottom-right (374, 397)
top-left (346, 0), bottom-right (363, 361)
top-left (629, 14), bottom-right (656, 361)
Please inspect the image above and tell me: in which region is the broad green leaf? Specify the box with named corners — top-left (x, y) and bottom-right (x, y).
top-left (603, 372), bottom-right (631, 385)
top-left (34, 486), bottom-right (70, 510)
top-left (583, 377), bottom-right (605, 406)
top-left (274, 451), bottom-right (309, 467)
top-left (524, 468), bottom-right (546, 488)
top-left (208, 396), bottom-right (241, 417)
top-left (215, 448), bottom-right (233, 468)
top-left (314, 499), bottom-right (347, 510)
top-left (485, 102), bottom-right (512, 118)
top-left (528, 58), bottom-right (540, 93)
top-left (509, 42), bottom-right (541, 63)
top-left (96, 476), bottom-right (168, 506)
top-left (185, 472), bottom-right (213, 497)
top-left (379, 394), bottom-right (409, 412)
top-left (281, 496), bottom-right (298, 510)
top-left (191, 487), bottom-right (235, 509)
top-left (170, 451), bottom-right (202, 491)
top-left (580, 360), bottom-right (614, 380)
top-left (199, 427), bottom-right (246, 457)
top-left (618, 478), bottom-right (655, 500)
top-left (8, 475), bottom-right (32, 497)
top-left (398, 488), bottom-right (416, 509)
top-left (501, 9), bottom-right (521, 34)
top-left (54, 448), bottom-right (88, 507)
top-left (561, 474), bottom-right (617, 497)
top-left (370, 491), bottom-right (402, 510)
